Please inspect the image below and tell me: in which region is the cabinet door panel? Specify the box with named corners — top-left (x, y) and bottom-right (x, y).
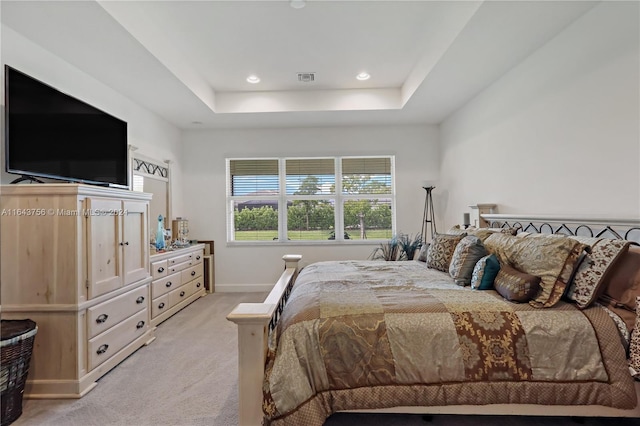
top-left (87, 198), bottom-right (123, 299)
top-left (122, 201), bottom-right (149, 285)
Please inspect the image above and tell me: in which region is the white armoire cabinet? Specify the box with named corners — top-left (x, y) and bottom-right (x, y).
top-left (0, 184), bottom-right (154, 398)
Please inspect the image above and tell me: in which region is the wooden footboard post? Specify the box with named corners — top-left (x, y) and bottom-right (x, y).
top-left (227, 254), bottom-right (302, 426)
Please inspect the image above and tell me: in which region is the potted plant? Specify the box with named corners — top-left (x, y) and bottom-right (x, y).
top-left (369, 235), bottom-right (401, 261)
top-left (369, 233), bottom-right (422, 261)
top-left (397, 233), bottom-right (422, 260)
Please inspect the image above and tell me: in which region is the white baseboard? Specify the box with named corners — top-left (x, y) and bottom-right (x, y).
top-left (215, 284), bottom-right (274, 293)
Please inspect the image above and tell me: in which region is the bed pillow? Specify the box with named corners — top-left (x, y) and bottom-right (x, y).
top-left (448, 225), bottom-right (518, 242)
top-left (417, 243), bottom-right (429, 262)
top-left (598, 245), bottom-right (640, 331)
top-left (426, 233), bottom-right (466, 272)
top-left (484, 233), bottom-right (589, 308)
top-left (629, 296), bottom-right (640, 380)
top-left (494, 263), bottom-right (541, 303)
top-left (564, 237), bottom-right (631, 309)
top-left (471, 254), bottom-right (501, 290)
top-left (449, 236), bottom-right (487, 286)
top-left (446, 225), bottom-right (468, 236)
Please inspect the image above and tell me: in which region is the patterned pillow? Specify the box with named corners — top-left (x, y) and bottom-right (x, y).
top-left (484, 233), bottom-right (589, 308)
top-left (471, 254), bottom-right (501, 290)
top-left (494, 263), bottom-right (541, 303)
top-left (629, 296), bottom-right (640, 380)
top-left (598, 245), bottom-right (640, 331)
top-left (565, 237), bottom-right (631, 309)
top-left (449, 236), bottom-right (488, 286)
top-left (446, 225), bottom-right (468, 236)
top-left (448, 225), bottom-right (518, 242)
top-left (426, 233), bottom-right (466, 272)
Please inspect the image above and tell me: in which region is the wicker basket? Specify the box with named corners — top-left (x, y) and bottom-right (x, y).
top-left (1, 319), bottom-right (37, 426)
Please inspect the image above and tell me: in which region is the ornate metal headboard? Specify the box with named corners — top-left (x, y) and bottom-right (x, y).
top-left (482, 214), bottom-right (640, 245)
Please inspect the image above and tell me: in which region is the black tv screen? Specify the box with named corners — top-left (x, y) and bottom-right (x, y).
top-left (4, 65), bottom-right (129, 188)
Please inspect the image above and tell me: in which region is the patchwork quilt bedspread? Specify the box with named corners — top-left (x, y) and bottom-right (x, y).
top-left (263, 261), bottom-right (637, 426)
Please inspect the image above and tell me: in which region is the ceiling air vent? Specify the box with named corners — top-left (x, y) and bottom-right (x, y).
top-left (297, 72), bottom-right (315, 83)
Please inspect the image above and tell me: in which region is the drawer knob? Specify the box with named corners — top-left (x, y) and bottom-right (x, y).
top-left (136, 321), bottom-right (145, 329)
top-left (158, 302), bottom-right (165, 309)
top-left (96, 344), bottom-right (109, 355)
top-left (166, 281), bottom-right (173, 288)
top-left (191, 271), bottom-right (196, 276)
top-left (196, 255), bottom-right (201, 260)
top-left (119, 241), bottom-right (130, 246)
top-left (96, 314), bottom-right (109, 324)
top-left (136, 296), bottom-right (145, 304)
top-left (196, 282), bottom-right (201, 288)
top-left (158, 267), bottom-right (165, 273)
top-left (180, 291), bottom-right (186, 297)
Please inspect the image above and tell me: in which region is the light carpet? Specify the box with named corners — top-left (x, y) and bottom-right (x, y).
top-left (13, 293), bottom-right (639, 426)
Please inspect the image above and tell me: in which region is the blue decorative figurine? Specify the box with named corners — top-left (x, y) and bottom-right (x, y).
top-left (155, 214), bottom-right (165, 250)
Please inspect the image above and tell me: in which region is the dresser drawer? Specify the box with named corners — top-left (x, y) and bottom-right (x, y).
top-left (151, 260), bottom-right (168, 279)
top-left (169, 253), bottom-right (193, 266)
top-left (190, 277), bottom-right (205, 294)
top-left (151, 294), bottom-right (170, 318)
top-left (88, 309), bottom-right (149, 371)
top-left (169, 282), bottom-right (198, 307)
top-left (168, 260), bottom-right (193, 274)
top-left (181, 263), bottom-right (203, 283)
top-left (192, 250), bottom-right (204, 264)
top-left (87, 285), bottom-right (148, 338)
top-left (151, 271), bottom-right (182, 299)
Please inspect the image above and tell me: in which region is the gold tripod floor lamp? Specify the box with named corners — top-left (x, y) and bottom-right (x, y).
top-left (422, 185), bottom-right (436, 244)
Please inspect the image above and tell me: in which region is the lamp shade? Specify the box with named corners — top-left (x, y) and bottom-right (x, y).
top-left (421, 180), bottom-right (436, 189)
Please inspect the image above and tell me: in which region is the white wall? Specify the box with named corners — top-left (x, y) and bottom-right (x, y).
top-left (440, 1), bottom-right (640, 229)
top-left (0, 26), bottom-right (186, 215)
top-left (181, 125), bottom-right (439, 290)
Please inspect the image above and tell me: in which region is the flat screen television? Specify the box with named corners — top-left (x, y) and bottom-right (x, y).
top-left (4, 65), bottom-right (129, 188)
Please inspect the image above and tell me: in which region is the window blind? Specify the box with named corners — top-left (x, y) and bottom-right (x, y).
top-left (229, 159), bottom-right (279, 196)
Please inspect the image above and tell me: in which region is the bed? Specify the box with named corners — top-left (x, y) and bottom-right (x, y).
top-left (227, 213), bottom-right (640, 426)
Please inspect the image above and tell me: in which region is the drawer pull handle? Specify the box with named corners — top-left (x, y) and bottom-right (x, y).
top-left (97, 344), bottom-right (109, 355)
top-left (136, 296), bottom-right (145, 304)
top-left (158, 302), bottom-right (165, 309)
top-left (96, 314), bottom-right (109, 324)
top-left (158, 267), bottom-right (165, 273)
top-left (180, 291), bottom-right (186, 297)
top-left (191, 271), bottom-right (196, 276)
top-left (119, 241), bottom-right (130, 246)
top-left (166, 281), bottom-right (173, 288)
top-left (136, 321), bottom-right (145, 329)
top-left (196, 255), bottom-right (201, 260)
top-left (197, 282), bottom-right (201, 288)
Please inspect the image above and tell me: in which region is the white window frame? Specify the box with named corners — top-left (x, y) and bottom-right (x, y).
top-left (226, 155), bottom-right (396, 245)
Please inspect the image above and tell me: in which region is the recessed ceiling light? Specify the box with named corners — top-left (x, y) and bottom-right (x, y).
top-left (356, 72), bottom-right (370, 81)
top-left (246, 75), bottom-right (260, 84)
top-left (290, 0), bottom-right (306, 9)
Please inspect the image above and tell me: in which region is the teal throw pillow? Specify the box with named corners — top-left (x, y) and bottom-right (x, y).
top-left (470, 254), bottom-right (501, 290)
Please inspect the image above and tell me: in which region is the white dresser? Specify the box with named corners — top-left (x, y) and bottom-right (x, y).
top-left (0, 184), bottom-right (154, 398)
top-left (149, 244), bottom-right (206, 327)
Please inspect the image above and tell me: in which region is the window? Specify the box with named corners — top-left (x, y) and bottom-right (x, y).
top-left (227, 156), bottom-right (395, 243)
